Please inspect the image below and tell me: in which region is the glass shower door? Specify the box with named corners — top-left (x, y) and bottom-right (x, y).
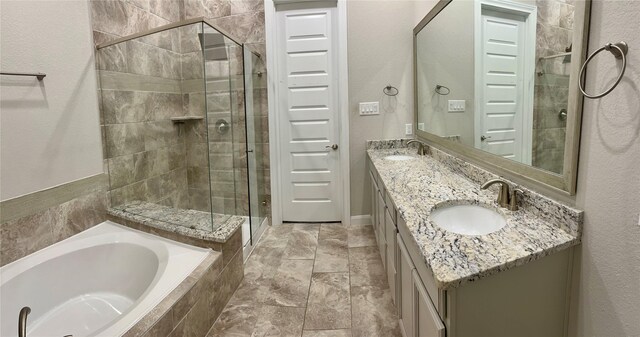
top-left (243, 46), bottom-right (267, 250)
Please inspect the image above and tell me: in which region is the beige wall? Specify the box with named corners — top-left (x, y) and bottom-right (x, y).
top-left (0, 0), bottom-right (103, 201)
top-left (416, 0), bottom-right (474, 146)
top-left (571, 0), bottom-right (640, 335)
top-left (348, 0), bottom-right (437, 216)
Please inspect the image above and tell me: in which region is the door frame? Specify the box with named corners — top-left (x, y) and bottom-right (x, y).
top-left (473, 0), bottom-right (536, 165)
top-left (264, 0), bottom-right (350, 225)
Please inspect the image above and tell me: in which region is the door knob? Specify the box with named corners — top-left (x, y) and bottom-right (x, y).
top-left (325, 144), bottom-right (339, 150)
top-left (480, 135), bottom-right (492, 141)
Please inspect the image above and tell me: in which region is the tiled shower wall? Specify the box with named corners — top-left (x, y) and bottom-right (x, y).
top-left (95, 20), bottom-right (190, 210)
top-left (90, 0), bottom-right (269, 218)
top-left (532, 0), bottom-right (574, 174)
top-left (184, 0), bottom-right (268, 218)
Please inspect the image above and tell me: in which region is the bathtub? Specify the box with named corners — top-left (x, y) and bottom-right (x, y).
top-left (0, 221), bottom-right (211, 337)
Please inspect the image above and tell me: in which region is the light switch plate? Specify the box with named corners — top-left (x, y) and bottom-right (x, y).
top-left (405, 123), bottom-right (413, 135)
top-left (359, 102), bottom-right (380, 116)
top-left (448, 100), bottom-right (465, 112)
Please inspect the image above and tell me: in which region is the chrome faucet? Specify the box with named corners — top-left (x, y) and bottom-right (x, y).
top-left (406, 139), bottom-right (427, 155)
top-left (19, 306), bottom-right (30, 337)
top-left (480, 179), bottom-right (522, 211)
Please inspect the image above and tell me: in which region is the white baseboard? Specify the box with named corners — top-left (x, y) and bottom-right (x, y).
top-left (350, 215), bottom-right (372, 226)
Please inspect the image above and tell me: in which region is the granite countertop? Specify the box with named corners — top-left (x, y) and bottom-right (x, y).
top-left (108, 201), bottom-right (244, 243)
top-left (367, 146), bottom-right (582, 289)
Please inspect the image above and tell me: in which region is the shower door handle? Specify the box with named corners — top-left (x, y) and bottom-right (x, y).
top-left (325, 144), bottom-right (338, 150)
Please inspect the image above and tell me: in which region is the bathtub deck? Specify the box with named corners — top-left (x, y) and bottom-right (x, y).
top-left (108, 201), bottom-right (244, 243)
top-left (208, 223), bottom-right (401, 337)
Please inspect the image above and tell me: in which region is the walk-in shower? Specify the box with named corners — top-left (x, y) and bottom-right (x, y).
top-left (95, 18), bottom-right (268, 252)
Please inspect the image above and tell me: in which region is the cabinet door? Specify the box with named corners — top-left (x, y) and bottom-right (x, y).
top-left (385, 207), bottom-right (397, 305)
top-left (413, 270), bottom-right (445, 337)
top-left (398, 234), bottom-right (414, 337)
top-left (376, 191), bottom-right (386, 242)
top-left (369, 171), bottom-right (378, 242)
top-left (376, 191), bottom-right (387, 270)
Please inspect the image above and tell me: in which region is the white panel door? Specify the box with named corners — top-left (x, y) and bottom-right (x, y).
top-left (478, 9), bottom-right (526, 162)
top-left (276, 4), bottom-right (342, 222)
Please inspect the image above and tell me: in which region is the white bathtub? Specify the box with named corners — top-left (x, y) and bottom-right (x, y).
top-left (0, 221), bottom-right (211, 337)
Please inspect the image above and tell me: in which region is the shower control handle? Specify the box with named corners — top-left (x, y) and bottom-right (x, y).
top-left (325, 144), bottom-right (339, 150)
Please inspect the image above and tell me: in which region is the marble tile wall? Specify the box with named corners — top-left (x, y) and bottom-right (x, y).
top-left (0, 190), bottom-right (107, 267)
top-left (181, 24), bottom-right (212, 212)
top-left (92, 0), bottom-right (192, 210)
top-left (100, 86), bottom-right (190, 209)
top-left (184, 0), bottom-right (268, 218)
top-left (205, 55), bottom-right (241, 216)
top-left (532, 0), bottom-right (574, 174)
top-left (91, 0), bottom-right (270, 221)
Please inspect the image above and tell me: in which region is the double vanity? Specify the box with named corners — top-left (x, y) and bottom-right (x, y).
top-left (367, 140), bottom-right (583, 337)
top-left (370, 0), bottom-right (591, 335)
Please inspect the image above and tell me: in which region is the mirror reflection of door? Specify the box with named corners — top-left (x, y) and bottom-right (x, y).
top-left (474, 1), bottom-right (536, 165)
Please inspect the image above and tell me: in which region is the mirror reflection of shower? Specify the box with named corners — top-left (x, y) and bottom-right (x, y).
top-left (537, 44), bottom-right (572, 77)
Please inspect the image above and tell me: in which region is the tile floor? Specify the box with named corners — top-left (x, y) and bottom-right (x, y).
top-left (207, 223), bottom-right (401, 337)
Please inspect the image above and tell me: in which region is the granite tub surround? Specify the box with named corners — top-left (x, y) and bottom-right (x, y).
top-left (108, 201), bottom-right (243, 243)
top-left (367, 140), bottom-right (583, 289)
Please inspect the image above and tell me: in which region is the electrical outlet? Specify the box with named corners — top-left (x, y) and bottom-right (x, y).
top-left (359, 102), bottom-right (379, 116)
top-left (418, 123), bottom-right (425, 131)
top-left (405, 123), bottom-right (413, 135)
top-left (448, 100), bottom-right (465, 112)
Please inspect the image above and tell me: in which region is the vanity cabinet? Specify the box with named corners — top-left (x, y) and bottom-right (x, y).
top-left (368, 161), bottom-right (573, 337)
top-left (369, 165), bottom-right (399, 306)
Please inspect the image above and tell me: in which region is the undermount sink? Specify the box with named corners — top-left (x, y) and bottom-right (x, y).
top-left (430, 203), bottom-right (506, 236)
top-left (384, 155), bottom-right (414, 161)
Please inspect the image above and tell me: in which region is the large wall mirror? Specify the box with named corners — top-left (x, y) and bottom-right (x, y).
top-left (414, 0), bottom-right (591, 195)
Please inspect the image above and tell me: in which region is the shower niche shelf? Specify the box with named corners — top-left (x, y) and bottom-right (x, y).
top-left (170, 116), bottom-right (205, 123)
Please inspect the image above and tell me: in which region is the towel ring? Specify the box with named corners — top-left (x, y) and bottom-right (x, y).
top-left (435, 84), bottom-right (450, 95)
top-left (383, 85), bottom-right (399, 96)
top-left (579, 41), bottom-right (628, 99)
